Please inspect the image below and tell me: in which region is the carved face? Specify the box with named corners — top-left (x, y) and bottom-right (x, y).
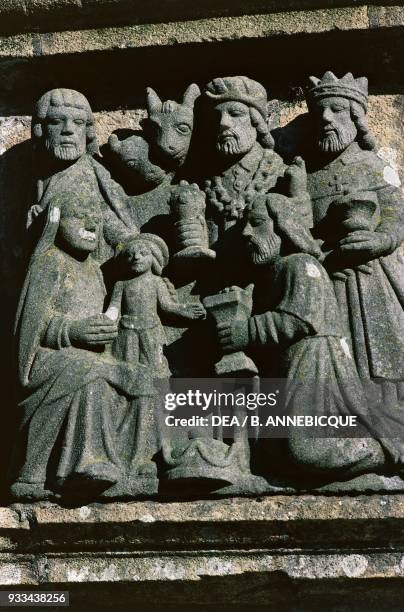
top-left (242, 208), bottom-right (281, 265)
top-left (124, 241), bottom-right (153, 275)
top-left (214, 101), bottom-right (257, 156)
top-left (148, 107), bottom-right (194, 168)
top-left (311, 97), bottom-right (357, 154)
top-left (58, 201), bottom-right (101, 253)
top-left (145, 85), bottom-right (200, 170)
top-left (43, 106), bottom-right (88, 161)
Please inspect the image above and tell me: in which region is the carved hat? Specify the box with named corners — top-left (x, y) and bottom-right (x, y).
top-left (204, 76), bottom-right (268, 119)
top-left (121, 233), bottom-right (169, 275)
top-left (306, 71), bottom-right (368, 111)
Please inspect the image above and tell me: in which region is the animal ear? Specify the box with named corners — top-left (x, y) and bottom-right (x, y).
top-left (146, 87), bottom-right (163, 114)
top-left (182, 83), bottom-right (201, 108)
top-left (108, 133), bottom-right (121, 153)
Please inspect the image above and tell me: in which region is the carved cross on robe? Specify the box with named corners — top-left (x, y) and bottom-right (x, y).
top-left (328, 174), bottom-right (350, 195)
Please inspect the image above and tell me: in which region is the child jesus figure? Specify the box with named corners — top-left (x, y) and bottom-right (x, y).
top-left (105, 233), bottom-right (205, 377)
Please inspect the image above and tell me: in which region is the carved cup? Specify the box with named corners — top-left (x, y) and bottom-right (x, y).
top-left (203, 287), bottom-right (258, 376)
top-left (333, 191), bottom-right (380, 233)
top-left (170, 186), bottom-right (216, 261)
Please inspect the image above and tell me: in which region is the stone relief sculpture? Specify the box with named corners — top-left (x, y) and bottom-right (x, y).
top-left (202, 76), bottom-right (282, 233)
top-left (304, 72), bottom-right (404, 466)
top-left (169, 181), bottom-right (215, 261)
top-left (105, 85), bottom-right (201, 254)
top-left (144, 84), bottom-right (201, 173)
top-left (175, 76), bottom-right (317, 294)
top-left (10, 195), bottom-right (155, 501)
top-left (28, 88), bottom-right (136, 263)
top-left (200, 77), bottom-right (313, 234)
top-left (8, 72), bottom-right (404, 501)
top-left (105, 233), bottom-right (205, 376)
top-left (220, 194), bottom-right (390, 481)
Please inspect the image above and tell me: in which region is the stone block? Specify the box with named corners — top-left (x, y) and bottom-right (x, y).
top-left (1, 497), bottom-right (404, 606)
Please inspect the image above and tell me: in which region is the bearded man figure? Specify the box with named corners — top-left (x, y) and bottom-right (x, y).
top-left (304, 72), bottom-right (404, 463)
top-left (202, 76), bottom-right (312, 234)
top-left (176, 76), bottom-right (314, 292)
top-left (216, 194), bottom-right (404, 482)
top-left (28, 88), bottom-right (136, 262)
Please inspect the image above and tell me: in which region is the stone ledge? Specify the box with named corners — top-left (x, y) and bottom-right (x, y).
top-left (0, 0), bottom-right (401, 36)
top-left (2, 496), bottom-right (404, 606)
top-left (2, 495), bottom-right (404, 554)
top-left (2, 550), bottom-right (404, 584)
top-left (1, 549), bottom-right (404, 606)
top-left (1, 6), bottom-right (404, 61)
top-left (0, 5), bottom-right (402, 115)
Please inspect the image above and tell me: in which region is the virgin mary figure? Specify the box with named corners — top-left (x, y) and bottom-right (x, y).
top-left (10, 193), bottom-right (157, 501)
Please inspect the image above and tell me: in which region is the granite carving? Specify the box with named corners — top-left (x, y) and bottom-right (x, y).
top-left (28, 89), bottom-right (135, 263)
top-left (9, 73), bottom-right (404, 501)
top-left (10, 196), bottom-right (155, 501)
top-left (304, 72), bottom-right (404, 468)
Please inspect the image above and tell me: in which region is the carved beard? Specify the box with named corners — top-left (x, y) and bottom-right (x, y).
top-left (249, 233), bottom-right (281, 265)
top-left (45, 140), bottom-right (85, 161)
top-left (318, 123), bottom-right (357, 154)
top-left (217, 131), bottom-right (241, 155)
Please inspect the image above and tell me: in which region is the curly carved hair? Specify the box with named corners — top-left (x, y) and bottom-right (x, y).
top-left (32, 88), bottom-right (98, 155)
top-left (250, 107), bottom-right (275, 150)
top-left (350, 100), bottom-right (376, 151)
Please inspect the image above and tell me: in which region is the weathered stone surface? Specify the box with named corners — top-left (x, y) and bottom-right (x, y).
top-left (369, 5), bottom-right (404, 27)
top-left (0, 4), bottom-right (402, 610)
top-left (0, 557), bottom-right (37, 585)
top-left (0, 33), bottom-right (33, 58)
top-left (0, 4), bottom-right (403, 65)
top-left (1, 497), bottom-right (404, 606)
top-left (5, 495), bottom-right (404, 553)
top-left (0, 8), bottom-right (383, 60)
top-left (0, 507), bottom-right (27, 530)
top-left (0, 0), bottom-right (399, 37)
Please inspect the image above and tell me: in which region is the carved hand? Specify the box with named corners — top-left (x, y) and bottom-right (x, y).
top-left (183, 303), bottom-right (206, 319)
top-left (175, 219), bottom-right (205, 248)
top-left (339, 230), bottom-right (394, 260)
top-left (217, 319), bottom-right (249, 354)
top-left (171, 180), bottom-right (206, 211)
top-left (68, 314), bottom-right (118, 348)
top-left (27, 204), bottom-right (44, 228)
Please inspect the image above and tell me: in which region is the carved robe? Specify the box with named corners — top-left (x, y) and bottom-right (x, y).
top-left (202, 143), bottom-right (283, 292)
top-left (307, 142), bottom-right (404, 383)
top-left (110, 275), bottom-right (171, 379)
top-left (249, 253), bottom-right (358, 387)
top-left (205, 142), bottom-right (286, 238)
top-left (31, 153), bottom-right (136, 262)
top-left (10, 239), bottom-right (154, 493)
top-left (249, 253), bottom-right (404, 470)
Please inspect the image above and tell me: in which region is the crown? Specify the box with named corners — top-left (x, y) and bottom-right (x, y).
top-left (306, 71), bottom-right (368, 110)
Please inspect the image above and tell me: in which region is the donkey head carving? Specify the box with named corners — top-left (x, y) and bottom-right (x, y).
top-left (145, 83), bottom-right (200, 169)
